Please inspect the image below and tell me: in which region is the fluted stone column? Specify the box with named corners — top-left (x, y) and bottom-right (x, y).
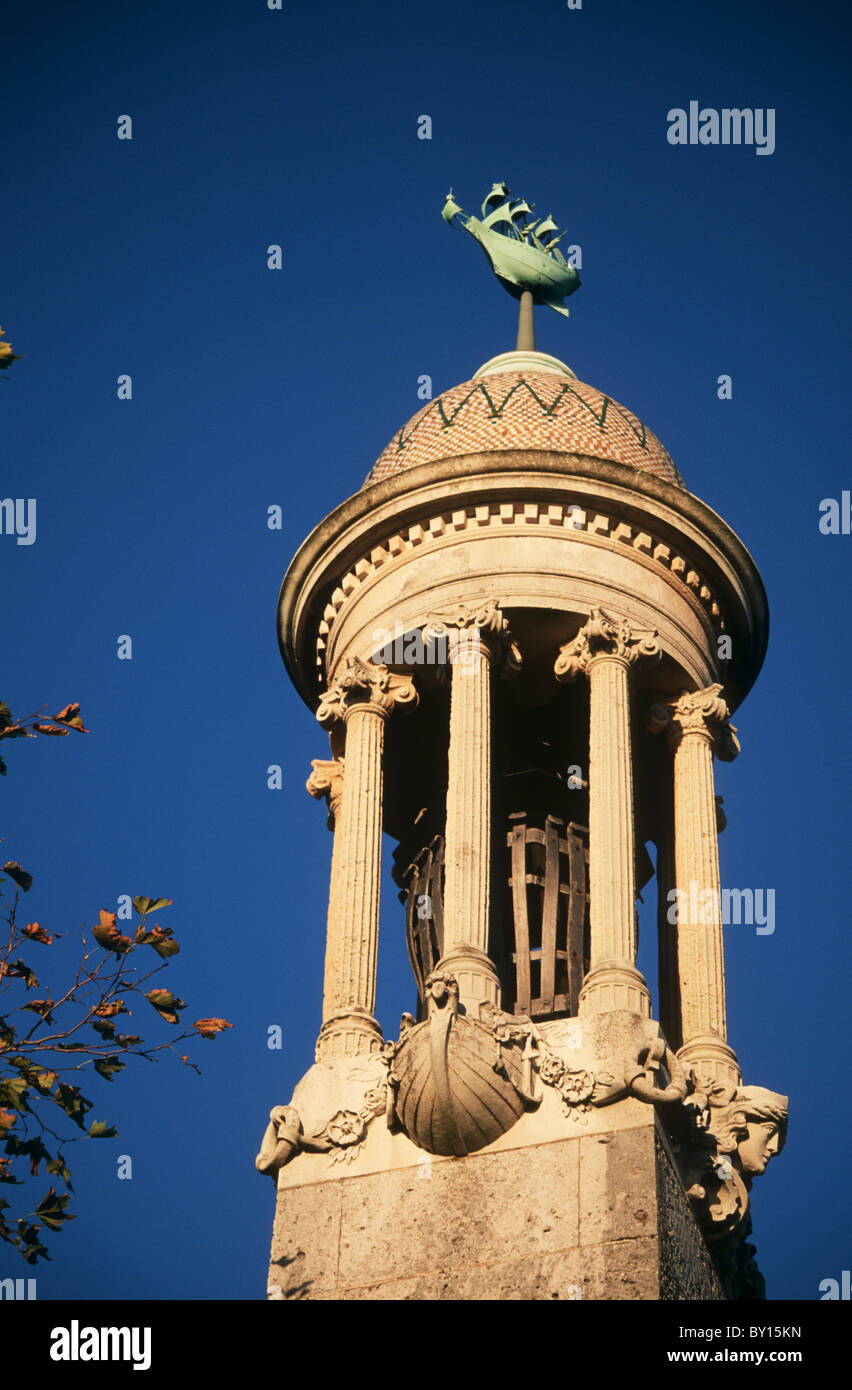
top-left (556, 609), bottom-right (660, 1016)
top-left (655, 804), bottom-right (682, 1051)
top-left (306, 756), bottom-right (345, 1033)
top-left (425, 601), bottom-right (520, 1012)
top-left (648, 684), bottom-right (740, 1089)
top-left (312, 658), bottom-right (417, 1060)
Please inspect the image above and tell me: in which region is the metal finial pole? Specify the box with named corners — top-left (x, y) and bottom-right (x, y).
top-left (516, 290), bottom-right (535, 351)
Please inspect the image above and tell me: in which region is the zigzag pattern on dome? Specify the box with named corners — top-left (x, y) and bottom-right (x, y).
top-left (364, 371), bottom-right (684, 489)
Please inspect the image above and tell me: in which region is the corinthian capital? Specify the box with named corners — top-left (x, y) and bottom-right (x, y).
top-left (555, 607), bottom-right (661, 682)
top-left (306, 757), bottom-right (345, 828)
top-left (423, 599), bottom-right (522, 676)
top-left (647, 684), bottom-right (740, 760)
top-left (316, 657), bottom-right (418, 728)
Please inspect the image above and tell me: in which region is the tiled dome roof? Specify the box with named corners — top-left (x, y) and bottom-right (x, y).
top-left (364, 353), bottom-right (683, 489)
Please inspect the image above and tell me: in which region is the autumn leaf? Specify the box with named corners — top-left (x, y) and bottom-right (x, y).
top-left (0, 328), bottom-right (23, 370)
top-left (144, 989), bottom-right (186, 1025)
top-left (93, 999), bottom-right (128, 1019)
top-left (88, 1121), bottom-right (118, 1139)
top-left (194, 1018), bottom-right (233, 1040)
top-left (32, 724), bottom-right (70, 737)
top-left (91, 910), bottom-right (131, 955)
top-left (52, 704), bottom-right (89, 732)
top-left (22, 923), bottom-right (54, 946)
top-left (0, 959), bottom-right (38, 989)
top-left (21, 1000), bottom-right (55, 1025)
top-left (2, 862), bottom-right (33, 893)
top-left (0, 1109), bottom-right (16, 1133)
top-left (91, 1003), bottom-right (130, 1038)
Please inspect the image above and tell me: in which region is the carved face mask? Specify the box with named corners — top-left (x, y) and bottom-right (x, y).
top-left (738, 1120), bottom-right (782, 1175)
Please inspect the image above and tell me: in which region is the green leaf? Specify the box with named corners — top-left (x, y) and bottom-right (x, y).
top-left (35, 1187), bottom-right (74, 1231)
top-left (4, 1135), bottom-right (51, 1176)
top-left (91, 1018), bottom-right (116, 1040)
top-left (54, 1083), bottom-right (92, 1131)
top-left (144, 989), bottom-right (186, 1025)
top-left (17, 1219), bottom-right (50, 1262)
top-left (93, 1056), bottom-right (125, 1082)
top-left (0, 1077), bottom-right (30, 1113)
top-left (2, 862), bottom-right (33, 892)
top-left (132, 896), bottom-right (173, 917)
top-left (45, 1155), bottom-right (73, 1190)
top-left (134, 924), bottom-right (180, 959)
top-left (88, 1120), bottom-right (118, 1139)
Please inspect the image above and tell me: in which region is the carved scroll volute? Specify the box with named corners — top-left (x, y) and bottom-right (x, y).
top-left (316, 656), bottom-right (418, 728)
top-left (423, 599), bottom-right (522, 678)
top-left (647, 683), bottom-right (740, 762)
top-left (554, 607), bottom-right (661, 682)
top-left (306, 758), bottom-right (345, 829)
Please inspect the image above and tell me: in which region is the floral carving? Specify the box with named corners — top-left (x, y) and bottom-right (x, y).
top-left (555, 607), bottom-right (660, 681)
top-left (316, 657), bottom-right (417, 727)
top-left (359, 1086), bottom-right (387, 1119)
top-left (321, 1109), bottom-right (367, 1163)
top-left (423, 599), bottom-right (522, 676)
top-left (559, 1068), bottom-right (596, 1122)
top-left (255, 1068), bottom-right (390, 1175)
top-left (647, 683), bottom-right (740, 761)
top-left (537, 1052), bottom-right (566, 1088)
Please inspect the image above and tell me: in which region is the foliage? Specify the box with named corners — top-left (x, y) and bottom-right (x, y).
top-left (0, 326), bottom-right (23, 373)
top-left (0, 701), bottom-right (232, 1263)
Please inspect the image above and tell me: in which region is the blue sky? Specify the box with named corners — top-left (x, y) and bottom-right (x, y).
top-left (2, 0), bottom-right (849, 1299)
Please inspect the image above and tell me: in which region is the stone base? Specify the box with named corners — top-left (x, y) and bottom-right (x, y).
top-left (266, 1109), bottom-right (724, 1301)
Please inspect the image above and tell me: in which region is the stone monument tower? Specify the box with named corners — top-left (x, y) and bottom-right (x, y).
top-left (257, 186), bottom-right (788, 1301)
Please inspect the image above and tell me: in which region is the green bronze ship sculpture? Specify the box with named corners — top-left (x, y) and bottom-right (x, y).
top-left (442, 181), bottom-right (581, 323)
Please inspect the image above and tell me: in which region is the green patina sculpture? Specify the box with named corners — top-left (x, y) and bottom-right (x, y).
top-left (442, 182), bottom-right (581, 320)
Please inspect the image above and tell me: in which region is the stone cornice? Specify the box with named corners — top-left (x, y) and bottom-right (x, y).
top-left (277, 451), bottom-right (769, 713)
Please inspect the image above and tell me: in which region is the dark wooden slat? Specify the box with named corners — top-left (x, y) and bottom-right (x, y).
top-left (539, 816), bottom-right (560, 1012)
top-left (565, 823), bottom-right (587, 1014)
top-left (510, 824), bottom-right (531, 1013)
top-left (404, 853), bottom-right (424, 1002)
top-left (430, 836), bottom-right (445, 962)
top-left (414, 846), bottom-right (434, 991)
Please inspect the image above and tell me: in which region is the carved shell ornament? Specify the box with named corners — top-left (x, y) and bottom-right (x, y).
top-left (387, 972), bottom-right (533, 1157)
